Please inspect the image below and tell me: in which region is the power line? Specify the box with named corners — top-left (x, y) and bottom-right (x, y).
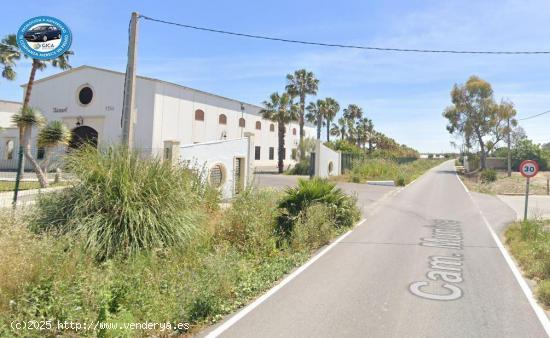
top-left (518, 109), bottom-right (550, 121)
top-left (139, 15), bottom-right (550, 55)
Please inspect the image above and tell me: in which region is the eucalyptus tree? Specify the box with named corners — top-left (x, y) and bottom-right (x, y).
top-left (443, 76), bottom-right (516, 169)
top-left (11, 107), bottom-right (48, 187)
top-left (260, 92), bottom-right (299, 173)
top-left (306, 99), bottom-right (326, 140)
top-left (323, 98), bottom-right (340, 142)
top-left (285, 69), bottom-right (319, 151)
top-left (37, 120), bottom-right (72, 173)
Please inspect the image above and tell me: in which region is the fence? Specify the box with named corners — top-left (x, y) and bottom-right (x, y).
top-left (0, 146), bottom-right (168, 209)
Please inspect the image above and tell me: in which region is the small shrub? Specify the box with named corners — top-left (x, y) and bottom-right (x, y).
top-left (536, 280), bottom-right (550, 307)
top-left (32, 146), bottom-right (212, 260)
top-left (288, 159), bottom-right (311, 175)
top-left (278, 178), bottom-right (360, 237)
top-left (480, 169), bottom-right (497, 183)
top-left (396, 176), bottom-right (406, 186)
top-left (291, 204), bottom-right (336, 251)
top-left (217, 188), bottom-right (279, 255)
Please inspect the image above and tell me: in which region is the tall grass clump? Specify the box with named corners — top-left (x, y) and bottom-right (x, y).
top-left (278, 178), bottom-right (360, 237)
top-left (217, 188), bottom-right (280, 255)
top-left (32, 146), bottom-right (216, 260)
top-left (349, 158), bottom-right (444, 185)
top-left (506, 219), bottom-right (550, 306)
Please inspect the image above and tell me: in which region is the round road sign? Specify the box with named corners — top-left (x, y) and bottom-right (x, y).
top-left (519, 160), bottom-right (539, 178)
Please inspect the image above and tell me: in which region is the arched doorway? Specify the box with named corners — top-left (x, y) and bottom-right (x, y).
top-left (69, 126), bottom-right (98, 149)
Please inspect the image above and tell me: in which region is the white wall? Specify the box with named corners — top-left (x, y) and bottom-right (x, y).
top-left (151, 80), bottom-right (315, 169)
top-left (315, 140), bottom-right (341, 178)
top-left (179, 138), bottom-right (249, 199)
top-left (25, 66), bottom-right (156, 150)
top-left (0, 100), bottom-right (21, 129)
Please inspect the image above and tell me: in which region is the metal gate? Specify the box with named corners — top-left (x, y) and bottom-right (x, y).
top-left (234, 157), bottom-right (244, 194)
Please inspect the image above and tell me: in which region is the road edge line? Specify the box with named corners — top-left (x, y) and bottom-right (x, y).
top-left (204, 218), bottom-right (366, 337)
top-left (455, 170), bottom-right (550, 335)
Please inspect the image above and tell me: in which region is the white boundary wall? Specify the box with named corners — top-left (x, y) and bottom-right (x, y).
top-left (178, 137), bottom-right (252, 199)
top-left (314, 140), bottom-right (341, 178)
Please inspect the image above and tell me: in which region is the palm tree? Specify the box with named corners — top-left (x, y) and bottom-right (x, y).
top-left (323, 98), bottom-right (339, 142)
top-left (343, 104), bottom-right (363, 121)
top-left (285, 69), bottom-right (319, 156)
top-left (356, 117), bottom-right (374, 149)
top-left (332, 117), bottom-right (348, 141)
top-left (3, 32), bottom-right (73, 180)
top-left (11, 107), bottom-right (48, 187)
top-left (37, 120), bottom-right (72, 173)
top-left (306, 99), bottom-right (326, 140)
top-left (0, 34), bottom-right (20, 81)
top-left (260, 92), bottom-right (298, 173)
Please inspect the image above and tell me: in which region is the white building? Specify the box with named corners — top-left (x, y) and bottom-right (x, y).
top-left (0, 100), bottom-right (22, 163)
top-left (0, 65), bottom-right (315, 170)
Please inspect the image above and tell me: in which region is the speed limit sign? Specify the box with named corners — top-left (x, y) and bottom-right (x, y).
top-left (519, 160), bottom-right (539, 178)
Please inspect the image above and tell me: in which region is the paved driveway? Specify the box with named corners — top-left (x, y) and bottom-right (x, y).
top-left (498, 194), bottom-right (550, 220)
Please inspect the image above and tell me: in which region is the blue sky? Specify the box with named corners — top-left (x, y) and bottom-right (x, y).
top-left (2, 0), bottom-right (550, 152)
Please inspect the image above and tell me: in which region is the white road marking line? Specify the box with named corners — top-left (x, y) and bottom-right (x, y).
top-left (204, 218), bottom-right (367, 338)
top-left (455, 169), bottom-right (550, 336)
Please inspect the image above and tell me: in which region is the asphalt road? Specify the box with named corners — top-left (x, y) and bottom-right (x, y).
top-left (206, 162), bottom-right (549, 337)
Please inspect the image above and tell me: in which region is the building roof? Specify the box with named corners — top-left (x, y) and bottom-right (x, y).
top-left (21, 65), bottom-right (316, 127)
top-left (22, 65), bottom-right (266, 111)
top-left (0, 99), bottom-right (22, 106)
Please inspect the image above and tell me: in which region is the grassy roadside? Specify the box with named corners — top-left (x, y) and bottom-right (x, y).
top-left (335, 159), bottom-right (445, 186)
top-left (505, 219), bottom-right (550, 308)
top-left (0, 181), bottom-right (67, 192)
top-left (0, 147), bottom-right (361, 337)
top-left (460, 170), bottom-right (550, 195)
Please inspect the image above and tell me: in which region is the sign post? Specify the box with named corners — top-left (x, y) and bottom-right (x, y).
top-left (519, 160), bottom-right (539, 221)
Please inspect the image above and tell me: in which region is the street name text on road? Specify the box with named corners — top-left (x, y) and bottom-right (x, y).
top-left (410, 219), bottom-right (464, 301)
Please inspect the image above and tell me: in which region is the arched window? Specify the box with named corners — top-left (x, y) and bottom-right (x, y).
top-left (218, 114), bottom-right (227, 125)
top-left (292, 128), bottom-right (297, 135)
top-left (195, 109), bottom-right (205, 121)
top-left (239, 117), bottom-right (245, 128)
top-left (255, 121), bottom-right (261, 130)
top-left (270, 123), bottom-right (275, 132)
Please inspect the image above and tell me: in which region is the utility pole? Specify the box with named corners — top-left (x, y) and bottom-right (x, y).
top-left (507, 117), bottom-right (512, 177)
top-left (121, 12), bottom-right (139, 148)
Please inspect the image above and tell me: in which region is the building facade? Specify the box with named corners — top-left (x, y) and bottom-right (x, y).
top-left (0, 66), bottom-right (315, 169)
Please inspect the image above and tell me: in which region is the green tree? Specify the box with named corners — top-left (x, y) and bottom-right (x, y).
top-left (285, 69), bottom-right (319, 156)
top-left (11, 107), bottom-right (48, 187)
top-left (331, 117), bottom-right (348, 141)
top-left (443, 76), bottom-right (516, 169)
top-left (260, 92), bottom-right (299, 173)
top-left (323, 97), bottom-right (339, 142)
top-left (37, 120), bottom-right (72, 173)
top-left (0, 34), bottom-right (20, 81)
top-left (306, 99), bottom-right (326, 140)
top-left (2, 33), bottom-right (73, 183)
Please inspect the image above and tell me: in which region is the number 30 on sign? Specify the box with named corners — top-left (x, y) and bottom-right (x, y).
top-left (519, 160), bottom-right (539, 178)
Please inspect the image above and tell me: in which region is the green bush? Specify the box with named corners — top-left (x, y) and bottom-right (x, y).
top-left (480, 169), bottom-right (497, 183)
top-left (288, 160), bottom-right (311, 175)
top-left (217, 188), bottom-right (279, 255)
top-left (32, 146), bottom-right (216, 260)
top-left (536, 280), bottom-right (550, 307)
top-left (291, 204), bottom-right (337, 251)
top-left (277, 178), bottom-right (360, 237)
